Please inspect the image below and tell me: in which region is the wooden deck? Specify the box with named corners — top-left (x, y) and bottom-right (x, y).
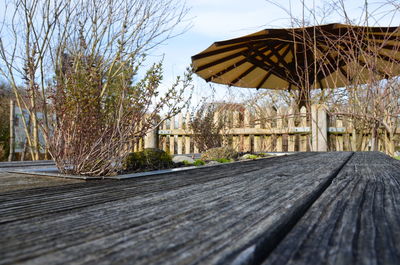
top-left (0, 152), bottom-right (399, 265)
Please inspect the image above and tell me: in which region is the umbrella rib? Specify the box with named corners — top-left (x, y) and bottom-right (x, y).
top-left (195, 43), bottom-right (276, 72)
top-left (195, 52), bottom-right (245, 72)
top-left (205, 59), bottom-right (247, 82)
top-left (192, 40), bottom-right (279, 60)
top-left (316, 33), bottom-right (400, 52)
top-left (264, 43), bottom-right (292, 70)
top-left (249, 56), bottom-right (296, 87)
top-left (355, 58), bottom-right (389, 78)
top-left (274, 44), bottom-right (296, 80)
top-left (229, 65), bottom-right (258, 85)
top-left (192, 23), bottom-right (400, 89)
top-left (314, 44), bottom-right (347, 84)
top-left (256, 72), bottom-right (273, 89)
top-left (364, 50), bottom-right (400, 65)
top-left (192, 43), bottom-right (253, 60)
top-left (204, 45), bottom-right (282, 82)
top-left (333, 43), bottom-right (392, 79)
top-left (314, 42), bottom-right (356, 85)
top-left (249, 47), bottom-right (297, 87)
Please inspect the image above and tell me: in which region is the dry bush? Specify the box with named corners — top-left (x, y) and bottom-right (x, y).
top-left (0, 83), bottom-right (12, 161)
top-left (189, 101), bottom-right (233, 152)
top-left (43, 0), bottom-right (193, 176)
top-left (48, 49), bottom-right (192, 176)
top-left (201, 146), bottom-right (238, 161)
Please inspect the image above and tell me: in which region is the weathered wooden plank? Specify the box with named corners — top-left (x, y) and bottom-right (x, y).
top-left (0, 152), bottom-right (352, 265)
top-left (0, 154), bottom-right (319, 223)
top-left (264, 152), bottom-right (400, 265)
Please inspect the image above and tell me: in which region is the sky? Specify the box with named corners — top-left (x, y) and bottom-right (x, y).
top-left (0, 0), bottom-right (399, 105)
top-left (148, 0), bottom-right (400, 104)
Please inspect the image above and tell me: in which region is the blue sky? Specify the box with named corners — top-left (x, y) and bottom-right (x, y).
top-left (149, 0), bottom-right (400, 104)
top-left (1, 0), bottom-right (398, 105)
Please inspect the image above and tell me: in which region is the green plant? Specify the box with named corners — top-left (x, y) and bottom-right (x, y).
top-left (123, 148), bottom-right (173, 172)
top-left (216, 158), bottom-right (232, 163)
top-left (193, 159), bottom-right (206, 166)
top-left (182, 160), bottom-right (193, 166)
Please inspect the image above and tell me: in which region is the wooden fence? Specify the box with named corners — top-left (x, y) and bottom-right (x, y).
top-left (130, 104), bottom-right (399, 155)
top-left (8, 103), bottom-right (398, 161)
top-left (156, 106), bottom-right (311, 154)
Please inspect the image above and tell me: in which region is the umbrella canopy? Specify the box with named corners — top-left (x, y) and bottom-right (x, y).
top-left (191, 23), bottom-right (400, 91)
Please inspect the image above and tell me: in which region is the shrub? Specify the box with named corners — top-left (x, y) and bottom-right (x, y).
top-left (216, 158), bottom-right (232, 163)
top-left (0, 86), bottom-right (10, 161)
top-left (241, 154), bottom-right (259, 160)
top-left (201, 146), bottom-right (238, 161)
top-left (49, 46), bottom-right (191, 176)
top-left (189, 103), bottom-right (225, 152)
top-left (123, 148), bottom-right (173, 172)
top-left (45, 1), bottom-right (192, 176)
top-left (182, 160), bottom-right (193, 166)
top-left (193, 159), bottom-right (206, 166)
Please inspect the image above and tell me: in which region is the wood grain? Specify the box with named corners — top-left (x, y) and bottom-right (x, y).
top-left (264, 152), bottom-right (400, 265)
top-left (0, 152), bottom-right (355, 265)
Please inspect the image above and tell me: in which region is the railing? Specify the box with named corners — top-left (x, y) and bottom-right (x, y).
top-left (10, 104), bottom-right (399, 157)
top-left (156, 105), bottom-right (312, 154)
top-left (139, 104), bottom-right (398, 155)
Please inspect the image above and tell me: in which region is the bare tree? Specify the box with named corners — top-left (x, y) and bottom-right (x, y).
top-left (0, 0), bottom-right (68, 160)
top-left (46, 0), bottom-right (193, 176)
top-left (262, 0), bottom-right (400, 154)
top-left (0, 0), bottom-right (193, 168)
top-left (319, 0), bottom-right (400, 154)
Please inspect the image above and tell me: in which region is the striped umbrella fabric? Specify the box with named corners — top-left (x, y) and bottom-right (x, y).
top-left (192, 23), bottom-right (400, 91)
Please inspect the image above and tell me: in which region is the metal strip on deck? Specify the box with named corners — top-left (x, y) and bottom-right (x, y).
top-left (0, 152), bottom-right (399, 265)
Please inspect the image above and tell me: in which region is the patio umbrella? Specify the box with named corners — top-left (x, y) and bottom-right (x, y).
top-left (191, 23), bottom-right (400, 106)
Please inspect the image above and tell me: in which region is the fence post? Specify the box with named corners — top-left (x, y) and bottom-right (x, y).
top-left (299, 106), bottom-right (308, 151)
top-left (264, 107), bottom-right (274, 151)
top-left (232, 110), bottom-right (240, 151)
top-left (8, 99), bottom-right (15, 161)
top-left (185, 112), bottom-right (191, 154)
top-left (335, 116), bottom-right (344, 151)
top-left (254, 112), bottom-right (261, 152)
top-left (169, 116), bottom-right (175, 154)
top-left (177, 113), bottom-right (183, 154)
top-left (144, 125), bottom-right (159, 149)
top-left (161, 118), bottom-right (167, 151)
top-left (276, 107), bottom-right (284, 152)
top-left (243, 109), bottom-right (251, 152)
top-left (311, 104), bottom-right (328, 152)
top-left (349, 118), bottom-right (357, 151)
top-left (288, 105), bottom-right (295, 152)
